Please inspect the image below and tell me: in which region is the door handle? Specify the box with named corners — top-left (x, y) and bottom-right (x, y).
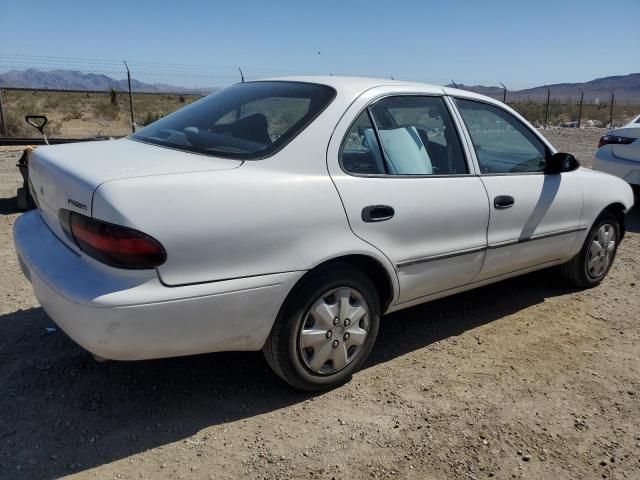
top-left (362, 205), bottom-right (395, 222)
top-left (494, 195), bottom-right (515, 209)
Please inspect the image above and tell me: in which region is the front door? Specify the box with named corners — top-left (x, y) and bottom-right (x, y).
top-left (328, 93), bottom-right (490, 304)
top-left (453, 97), bottom-right (583, 281)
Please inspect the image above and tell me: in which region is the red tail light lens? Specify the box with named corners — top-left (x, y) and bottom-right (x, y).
top-left (60, 210), bottom-right (166, 269)
top-left (598, 135), bottom-right (636, 149)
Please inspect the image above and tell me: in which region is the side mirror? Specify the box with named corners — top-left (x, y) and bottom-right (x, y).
top-left (545, 152), bottom-right (580, 174)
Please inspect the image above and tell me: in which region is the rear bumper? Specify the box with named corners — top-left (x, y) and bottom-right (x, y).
top-left (14, 210), bottom-right (303, 360)
top-left (593, 150), bottom-right (640, 186)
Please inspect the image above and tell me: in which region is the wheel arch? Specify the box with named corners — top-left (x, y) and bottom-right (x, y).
top-left (285, 254), bottom-right (397, 314)
top-left (602, 202), bottom-right (627, 240)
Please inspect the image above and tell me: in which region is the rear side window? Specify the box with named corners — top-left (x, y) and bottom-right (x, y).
top-left (341, 96), bottom-right (468, 175)
top-left (132, 81), bottom-right (336, 159)
top-left (455, 98), bottom-right (548, 174)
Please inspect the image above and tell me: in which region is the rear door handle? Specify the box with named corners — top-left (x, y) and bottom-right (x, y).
top-left (362, 205), bottom-right (395, 222)
top-left (494, 195), bottom-right (515, 209)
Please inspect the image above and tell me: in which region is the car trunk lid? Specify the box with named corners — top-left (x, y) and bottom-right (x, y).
top-left (28, 138), bottom-right (242, 250)
top-left (607, 126), bottom-right (640, 162)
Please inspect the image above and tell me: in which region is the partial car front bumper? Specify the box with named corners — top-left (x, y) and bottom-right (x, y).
top-left (593, 149), bottom-right (640, 186)
top-left (13, 210), bottom-right (302, 360)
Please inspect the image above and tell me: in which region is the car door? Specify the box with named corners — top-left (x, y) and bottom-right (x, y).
top-left (452, 97), bottom-right (583, 281)
top-left (328, 91), bottom-right (490, 304)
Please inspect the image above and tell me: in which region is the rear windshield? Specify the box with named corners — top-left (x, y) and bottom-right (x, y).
top-left (131, 81), bottom-right (336, 159)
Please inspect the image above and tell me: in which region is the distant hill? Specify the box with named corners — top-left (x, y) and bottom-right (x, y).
top-left (451, 73), bottom-right (640, 103)
top-left (0, 68), bottom-right (216, 94)
top-left (1, 68), bottom-right (639, 102)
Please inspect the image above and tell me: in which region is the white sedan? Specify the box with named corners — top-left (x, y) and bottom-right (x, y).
top-left (14, 77), bottom-right (634, 390)
top-left (593, 114), bottom-right (640, 191)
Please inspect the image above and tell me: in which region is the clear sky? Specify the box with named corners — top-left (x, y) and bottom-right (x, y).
top-left (1, 0), bottom-right (638, 88)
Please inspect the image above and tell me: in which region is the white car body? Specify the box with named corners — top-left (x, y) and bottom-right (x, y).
top-left (14, 77), bottom-right (634, 364)
top-left (593, 114), bottom-right (640, 186)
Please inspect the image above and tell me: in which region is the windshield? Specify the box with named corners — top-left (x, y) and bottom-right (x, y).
top-left (132, 81), bottom-right (336, 159)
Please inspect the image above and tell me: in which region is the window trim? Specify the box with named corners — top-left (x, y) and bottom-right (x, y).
top-left (451, 96), bottom-right (555, 176)
top-left (338, 93), bottom-right (476, 179)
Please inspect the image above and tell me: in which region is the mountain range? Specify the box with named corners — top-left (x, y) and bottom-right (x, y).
top-left (450, 73), bottom-right (640, 103)
top-left (0, 68), bottom-right (211, 93)
top-left (1, 69), bottom-right (639, 102)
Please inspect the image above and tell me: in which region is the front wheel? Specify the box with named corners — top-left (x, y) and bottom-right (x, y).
top-left (263, 264), bottom-right (380, 391)
top-left (561, 212), bottom-right (620, 288)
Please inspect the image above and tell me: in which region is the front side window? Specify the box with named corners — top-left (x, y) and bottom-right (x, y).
top-left (132, 81), bottom-right (335, 159)
top-left (455, 98), bottom-right (548, 174)
top-left (341, 96), bottom-right (468, 175)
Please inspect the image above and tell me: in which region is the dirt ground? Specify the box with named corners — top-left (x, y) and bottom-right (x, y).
top-left (0, 128), bottom-right (638, 480)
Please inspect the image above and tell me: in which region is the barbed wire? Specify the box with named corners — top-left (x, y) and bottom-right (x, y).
top-left (0, 54), bottom-right (637, 139)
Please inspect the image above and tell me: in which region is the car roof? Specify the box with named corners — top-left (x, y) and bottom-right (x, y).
top-left (261, 75), bottom-right (501, 105)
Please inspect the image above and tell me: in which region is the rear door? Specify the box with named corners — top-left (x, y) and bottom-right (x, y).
top-left (327, 89), bottom-right (490, 304)
top-left (452, 97), bottom-right (583, 280)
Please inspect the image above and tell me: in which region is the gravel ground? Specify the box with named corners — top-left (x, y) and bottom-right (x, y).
top-left (0, 129), bottom-right (639, 480)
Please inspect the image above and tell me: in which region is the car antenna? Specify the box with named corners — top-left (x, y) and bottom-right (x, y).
top-left (238, 67), bottom-right (245, 83)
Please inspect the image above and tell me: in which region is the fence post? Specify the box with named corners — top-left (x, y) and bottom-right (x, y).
top-left (500, 82), bottom-right (507, 103)
top-left (544, 87), bottom-right (550, 129)
top-left (577, 89), bottom-right (584, 128)
top-left (608, 91), bottom-right (615, 128)
top-left (124, 61), bottom-right (136, 133)
top-left (0, 90), bottom-right (7, 137)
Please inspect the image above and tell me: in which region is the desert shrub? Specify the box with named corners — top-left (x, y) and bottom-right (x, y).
top-left (94, 100), bottom-right (120, 120)
top-left (109, 88), bottom-right (118, 106)
top-left (4, 109), bottom-right (33, 137)
top-left (143, 112), bottom-right (162, 126)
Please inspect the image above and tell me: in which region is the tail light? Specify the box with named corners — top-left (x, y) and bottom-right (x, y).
top-left (598, 135), bottom-right (636, 149)
top-left (59, 210), bottom-right (166, 269)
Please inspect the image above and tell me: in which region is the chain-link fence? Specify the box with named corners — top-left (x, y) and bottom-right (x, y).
top-left (457, 83), bottom-right (638, 129)
top-left (1, 54), bottom-right (638, 142)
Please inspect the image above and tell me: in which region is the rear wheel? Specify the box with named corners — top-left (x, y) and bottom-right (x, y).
top-left (263, 264), bottom-right (380, 391)
top-left (561, 212), bottom-right (620, 288)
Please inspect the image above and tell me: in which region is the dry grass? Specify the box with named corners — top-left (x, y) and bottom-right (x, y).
top-left (2, 90), bottom-right (200, 138)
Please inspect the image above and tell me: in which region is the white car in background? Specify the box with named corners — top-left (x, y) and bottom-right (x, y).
top-left (593, 114), bottom-right (640, 192)
top-left (13, 77), bottom-right (634, 391)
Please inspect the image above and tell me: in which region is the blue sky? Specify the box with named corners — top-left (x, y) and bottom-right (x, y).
top-left (1, 0), bottom-right (638, 88)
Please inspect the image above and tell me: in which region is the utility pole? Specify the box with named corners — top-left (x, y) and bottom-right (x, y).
top-left (124, 61), bottom-right (136, 133)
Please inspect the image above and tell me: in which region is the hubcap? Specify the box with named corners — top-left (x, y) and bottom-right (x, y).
top-left (298, 287), bottom-right (370, 375)
top-left (586, 223), bottom-right (616, 279)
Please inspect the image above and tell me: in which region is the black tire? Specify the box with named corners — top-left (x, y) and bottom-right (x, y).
top-left (16, 187), bottom-right (29, 211)
top-left (263, 263), bottom-right (380, 391)
top-left (561, 211), bottom-right (620, 288)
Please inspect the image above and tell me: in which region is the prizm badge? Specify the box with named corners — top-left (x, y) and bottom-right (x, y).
top-left (67, 198), bottom-right (88, 211)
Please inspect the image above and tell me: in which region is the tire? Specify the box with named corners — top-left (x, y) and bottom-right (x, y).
top-left (263, 263), bottom-right (380, 391)
top-left (561, 211), bottom-right (620, 288)
top-left (16, 187), bottom-right (29, 211)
